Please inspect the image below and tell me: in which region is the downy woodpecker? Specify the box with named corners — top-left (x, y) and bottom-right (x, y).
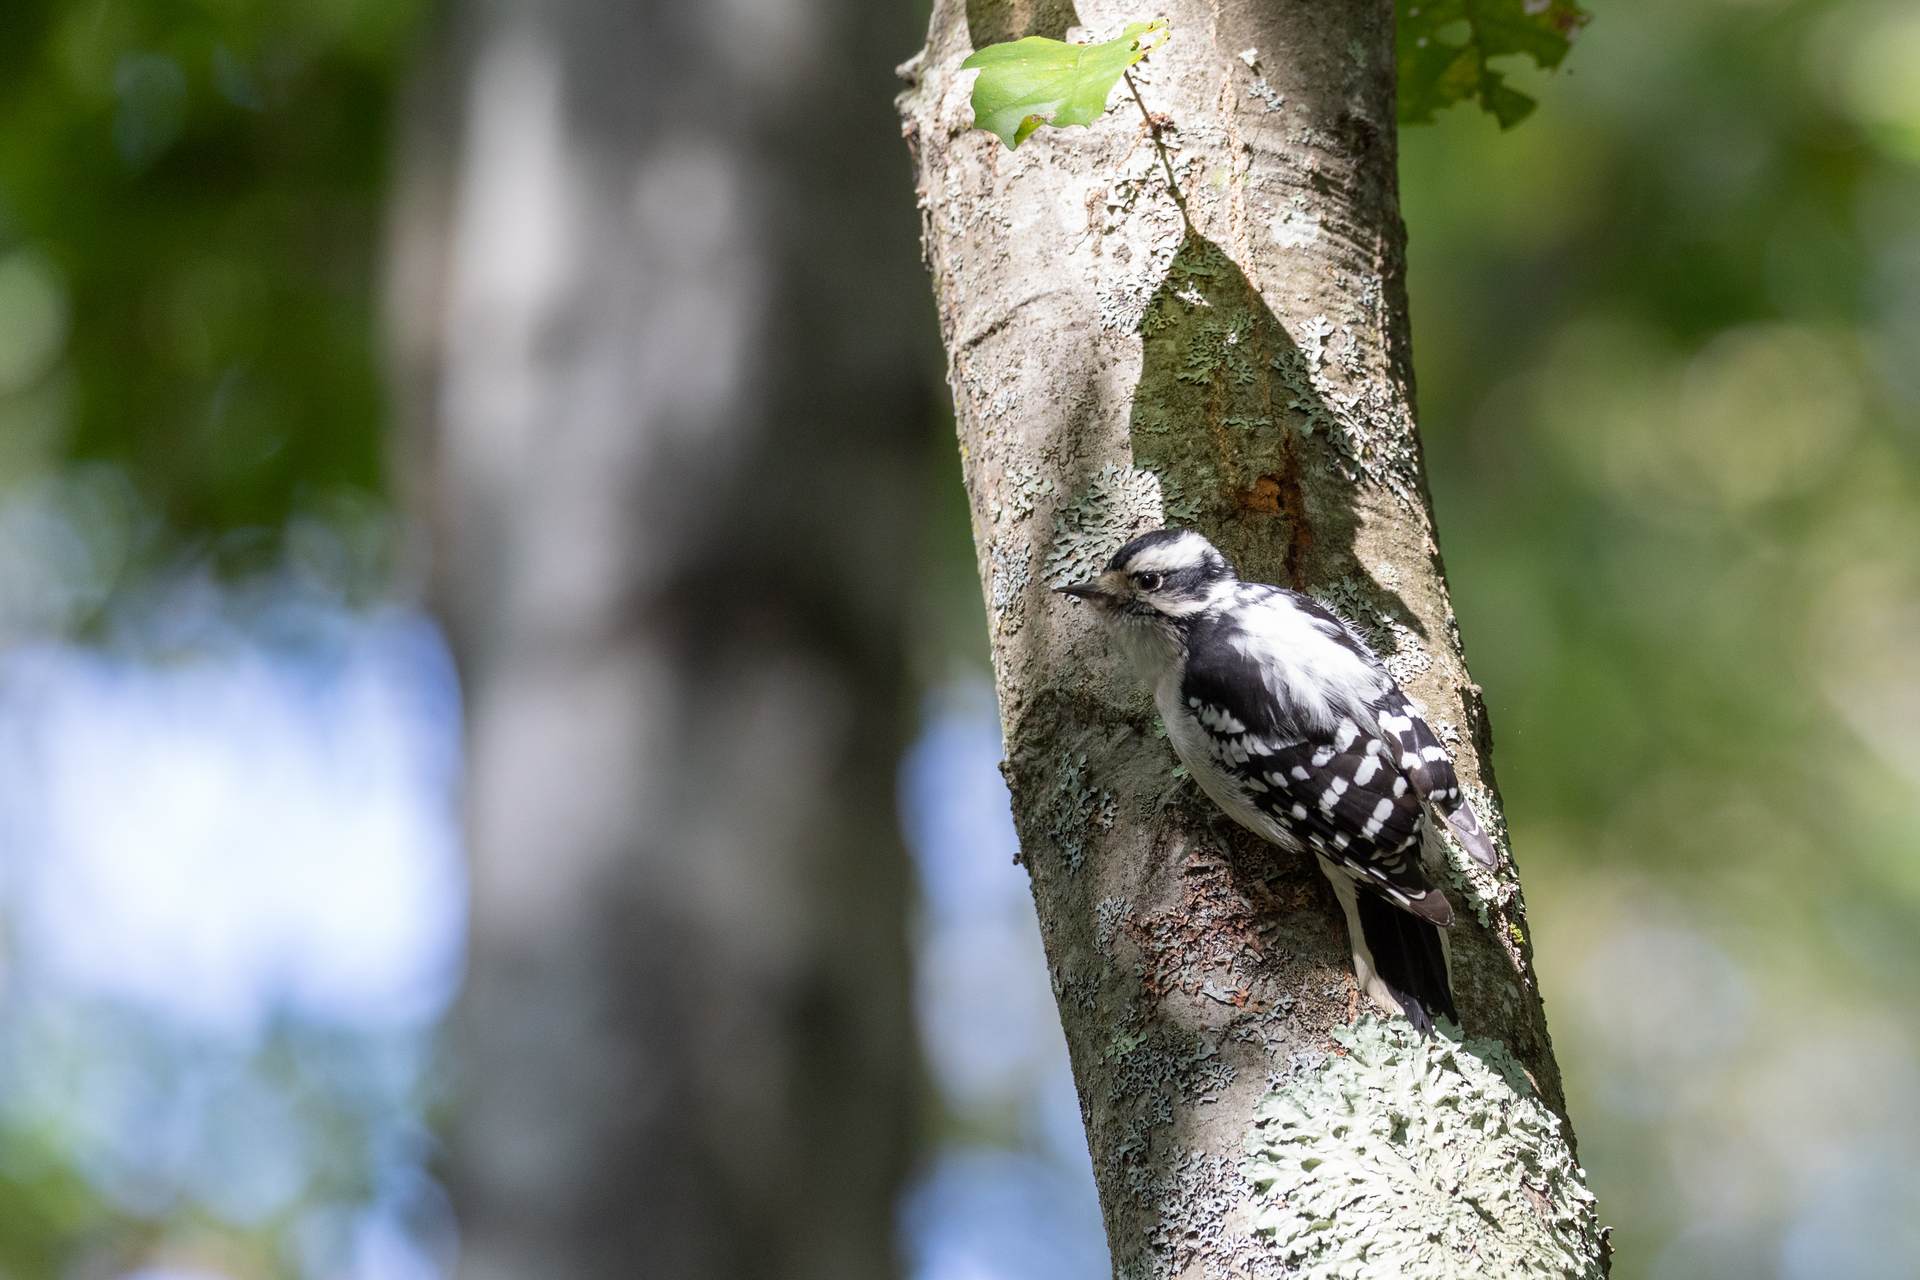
top-left (1058, 528), bottom-right (1497, 1029)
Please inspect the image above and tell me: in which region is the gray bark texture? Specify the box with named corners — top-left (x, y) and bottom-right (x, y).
top-left (384, 1), bottom-right (929, 1277)
top-left (899, 2), bottom-right (1609, 1276)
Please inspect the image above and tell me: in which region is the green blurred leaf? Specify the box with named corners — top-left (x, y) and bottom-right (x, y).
top-left (1398, 0), bottom-right (1588, 130)
top-left (962, 20), bottom-right (1169, 150)
top-left (0, 0), bottom-right (431, 546)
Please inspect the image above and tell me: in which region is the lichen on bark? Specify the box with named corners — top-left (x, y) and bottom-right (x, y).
top-left (898, 0), bottom-right (1605, 1273)
top-left (1245, 1018), bottom-right (1604, 1277)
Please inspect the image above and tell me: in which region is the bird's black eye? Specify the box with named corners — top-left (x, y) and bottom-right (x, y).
top-left (1136, 572), bottom-right (1163, 591)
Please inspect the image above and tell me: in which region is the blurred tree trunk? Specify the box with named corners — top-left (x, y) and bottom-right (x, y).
top-left (900, 2), bottom-right (1608, 1274)
top-left (384, 1), bottom-right (930, 1277)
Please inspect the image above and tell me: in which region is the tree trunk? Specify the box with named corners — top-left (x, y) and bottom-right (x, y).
top-left (898, 2), bottom-right (1608, 1275)
top-left (384, 2), bottom-right (929, 1277)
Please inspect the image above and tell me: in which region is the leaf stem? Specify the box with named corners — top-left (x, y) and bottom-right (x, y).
top-left (1123, 69), bottom-right (1190, 226)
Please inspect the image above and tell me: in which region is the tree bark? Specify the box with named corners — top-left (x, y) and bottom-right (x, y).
top-left (385, 1), bottom-right (929, 1277)
top-left (899, 2), bottom-right (1608, 1275)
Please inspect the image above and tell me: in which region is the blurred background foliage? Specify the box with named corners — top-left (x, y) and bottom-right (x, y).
top-left (0, 0), bottom-right (424, 599)
top-left (1403, 0), bottom-right (1920, 1273)
top-left (0, 0), bottom-right (1917, 1277)
top-left (0, 4), bottom-right (447, 1280)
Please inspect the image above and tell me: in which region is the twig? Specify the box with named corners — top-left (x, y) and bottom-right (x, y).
top-left (1123, 70), bottom-right (1191, 226)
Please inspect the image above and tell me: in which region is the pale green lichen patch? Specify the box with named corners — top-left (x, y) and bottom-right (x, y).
top-left (1043, 462), bottom-right (1167, 586)
top-left (1050, 966), bottom-right (1102, 1011)
top-left (1177, 315), bottom-right (1264, 389)
top-left (1106, 1022), bottom-right (1237, 1187)
top-left (1119, 1149), bottom-right (1259, 1280)
top-left (1310, 576), bottom-right (1434, 685)
top-left (1155, 471), bottom-right (1203, 523)
top-left (1262, 307), bottom-right (1423, 500)
top-left (958, 359), bottom-right (1021, 422)
top-left (1095, 894), bottom-right (1132, 952)
top-left (1048, 750), bottom-right (1116, 872)
top-left (1441, 781), bottom-right (1530, 970)
top-left (991, 460), bottom-right (1055, 525)
top-left (988, 538), bottom-right (1034, 634)
top-left (1094, 131), bottom-right (1191, 334)
top-left (1436, 779), bottom-right (1517, 916)
top-left (1243, 1018), bottom-right (1605, 1279)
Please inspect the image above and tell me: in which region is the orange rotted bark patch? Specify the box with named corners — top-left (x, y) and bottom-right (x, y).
top-left (1232, 437), bottom-right (1315, 591)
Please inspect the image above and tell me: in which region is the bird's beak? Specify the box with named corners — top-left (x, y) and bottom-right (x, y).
top-left (1056, 571), bottom-right (1125, 604)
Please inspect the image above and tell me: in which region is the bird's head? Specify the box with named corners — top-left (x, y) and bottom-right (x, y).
top-left (1056, 529), bottom-right (1237, 625)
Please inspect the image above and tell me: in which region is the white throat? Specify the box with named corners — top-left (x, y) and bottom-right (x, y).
top-left (1107, 612), bottom-right (1184, 685)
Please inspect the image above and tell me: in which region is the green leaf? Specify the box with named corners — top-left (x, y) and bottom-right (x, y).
top-left (962, 20), bottom-right (1170, 150)
top-left (1397, 0), bottom-right (1589, 130)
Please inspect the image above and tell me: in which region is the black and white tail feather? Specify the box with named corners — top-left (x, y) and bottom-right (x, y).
top-left (1059, 529), bottom-right (1499, 1032)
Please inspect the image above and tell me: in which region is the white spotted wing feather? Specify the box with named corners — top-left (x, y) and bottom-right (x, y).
top-left (1160, 584), bottom-right (1495, 928)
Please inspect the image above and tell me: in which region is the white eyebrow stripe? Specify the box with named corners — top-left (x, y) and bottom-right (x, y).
top-left (1118, 531), bottom-right (1217, 574)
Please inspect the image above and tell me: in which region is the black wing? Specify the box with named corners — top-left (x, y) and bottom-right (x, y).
top-left (1180, 614), bottom-right (1454, 926)
top-left (1257, 587), bottom-right (1497, 872)
top-left (1375, 686), bottom-right (1498, 869)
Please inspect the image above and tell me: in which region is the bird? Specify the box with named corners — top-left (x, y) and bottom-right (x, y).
top-left (1057, 527), bottom-right (1498, 1030)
